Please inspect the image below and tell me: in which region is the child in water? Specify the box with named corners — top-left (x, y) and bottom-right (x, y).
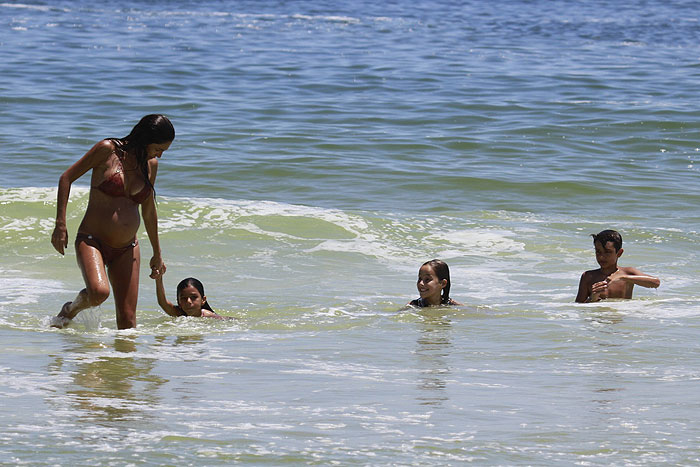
top-left (155, 275), bottom-right (226, 319)
top-left (575, 229), bottom-right (660, 303)
top-left (409, 259), bottom-right (463, 307)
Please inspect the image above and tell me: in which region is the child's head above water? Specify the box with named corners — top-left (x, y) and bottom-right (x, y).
top-left (591, 229), bottom-right (624, 270)
top-left (416, 259), bottom-right (452, 306)
top-left (574, 228), bottom-right (660, 303)
top-left (591, 229), bottom-right (622, 252)
top-left (176, 277), bottom-right (213, 316)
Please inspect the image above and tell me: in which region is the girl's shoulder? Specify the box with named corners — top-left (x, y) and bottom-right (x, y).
top-left (201, 309), bottom-right (235, 320)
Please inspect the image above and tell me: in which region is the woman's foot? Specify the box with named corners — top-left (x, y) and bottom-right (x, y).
top-left (50, 302), bottom-right (73, 328)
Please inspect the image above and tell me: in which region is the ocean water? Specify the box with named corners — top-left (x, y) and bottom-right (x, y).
top-left (1, 0), bottom-right (700, 464)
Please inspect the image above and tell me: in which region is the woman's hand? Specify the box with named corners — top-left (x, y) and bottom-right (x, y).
top-left (51, 224), bottom-right (68, 255)
top-left (149, 255), bottom-right (166, 279)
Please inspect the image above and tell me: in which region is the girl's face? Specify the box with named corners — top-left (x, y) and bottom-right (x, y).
top-left (417, 264), bottom-right (446, 303)
top-left (178, 285), bottom-right (206, 317)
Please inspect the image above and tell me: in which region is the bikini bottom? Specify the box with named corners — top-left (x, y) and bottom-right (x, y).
top-left (75, 233), bottom-right (138, 265)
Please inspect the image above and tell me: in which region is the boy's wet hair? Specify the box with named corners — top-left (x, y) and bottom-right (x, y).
top-left (422, 259), bottom-right (452, 304)
top-left (591, 229), bottom-right (622, 252)
top-left (176, 277), bottom-right (214, 311)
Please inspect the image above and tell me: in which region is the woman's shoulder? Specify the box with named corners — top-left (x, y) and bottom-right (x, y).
top-left (94, 138), bottom-right (119, 153)
top-left (86, 139), bottom-right (119, 163)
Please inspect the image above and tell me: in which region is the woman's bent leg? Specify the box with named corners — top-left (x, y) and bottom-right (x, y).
top-left (108, 242), bottom-right (140, 329)
top-left (51, 239), bottom-right (110, 328)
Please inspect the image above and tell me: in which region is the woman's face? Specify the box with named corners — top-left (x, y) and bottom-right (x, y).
top-left (146, 141), bottom-right (172, 159)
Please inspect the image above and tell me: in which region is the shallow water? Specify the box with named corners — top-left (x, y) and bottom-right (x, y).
top-left (1, 0), bottom-right (700, 464)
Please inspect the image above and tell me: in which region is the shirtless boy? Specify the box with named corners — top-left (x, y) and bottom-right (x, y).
top-left (575, 229), bottom-right (660, 303)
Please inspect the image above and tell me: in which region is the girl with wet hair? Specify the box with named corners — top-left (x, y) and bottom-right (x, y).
top-left (155, 275), bottom-right (226, 319)
top-left (409, 259), bottom-right (463, 307)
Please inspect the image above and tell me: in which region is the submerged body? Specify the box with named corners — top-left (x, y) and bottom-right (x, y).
top-left (575, 230), bottom-right (660, 303)
top-left (155, 275), bottom-right (228, 320)
top-left (576, 265), bottom-right (660, 303)
top-left (409, 297), bottom-right (461, 307)
top-left (408, 259), bottom-right (463, 308)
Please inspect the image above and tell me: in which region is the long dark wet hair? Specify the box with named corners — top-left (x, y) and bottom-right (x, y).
top-left (423, 259), bottom-right (452, 304)
top-left (176, 277), bottom-right (214, 311)
top-left (110, 114), bottom-right (175, 196)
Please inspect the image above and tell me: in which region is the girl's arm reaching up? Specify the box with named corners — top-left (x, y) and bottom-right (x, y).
top-left (155, 275), bottom-right (183, 317)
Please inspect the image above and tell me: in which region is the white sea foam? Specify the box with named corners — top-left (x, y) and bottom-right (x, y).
top-left (425, 229), bottom-right (525, 255)
top-left (0, 3), bottom-right (68, 12)
top-left (0, 186), bottom-right (72, 204)
top-left (290, 14), bottom-right (361, 24)
top-left (159, 196), bottom-right (368, 234)
top-left (159, 196), bottom-right (425, 265)
top-left (0, 270), bottom-right (66, 306)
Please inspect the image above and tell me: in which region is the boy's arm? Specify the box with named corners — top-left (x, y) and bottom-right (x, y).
top-left (575, 272), bottom-right (593, 303)
top-left (615, 268), bottom-right (660, 289)
top-left (155, 276), bottom-right (181, 317)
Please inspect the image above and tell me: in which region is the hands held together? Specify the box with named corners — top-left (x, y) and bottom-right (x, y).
top-left (150, 255), bottom-right (166, 279)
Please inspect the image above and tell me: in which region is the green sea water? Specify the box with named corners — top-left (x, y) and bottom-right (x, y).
top-left (1, 0), bottom-right (699, 464)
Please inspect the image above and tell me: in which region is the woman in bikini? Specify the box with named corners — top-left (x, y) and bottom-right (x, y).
top-left (50, 114), bottom-right (174, 329)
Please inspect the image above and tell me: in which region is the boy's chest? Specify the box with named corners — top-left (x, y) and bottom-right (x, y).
top-left (607, 273), bottom-right (633, 298)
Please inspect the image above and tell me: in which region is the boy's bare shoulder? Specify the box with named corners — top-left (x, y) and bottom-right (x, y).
top-left (619, 266), bottom-right (643, 275)
top-left (580, 268), bottom-right (603, 281)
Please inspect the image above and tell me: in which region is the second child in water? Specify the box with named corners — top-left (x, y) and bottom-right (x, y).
top-left (575, 229), bottom-right (660, 303)
top-left (155, 275), bottom-right (225, 319)
top-left (409, 259), bottom-right (463, 307)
